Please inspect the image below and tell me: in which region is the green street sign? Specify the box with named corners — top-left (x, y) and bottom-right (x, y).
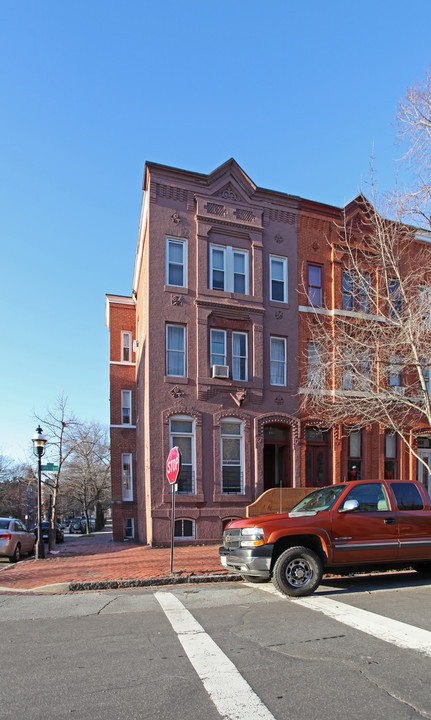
top-left (41, 463), bottom-right (59, 471)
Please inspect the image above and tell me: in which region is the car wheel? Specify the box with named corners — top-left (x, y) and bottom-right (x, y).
top-left (9, 543), bottom-right (21, 563)
top-left (28, 541), bottom-right (35, 556)
top-left (241, 574), bottom-right (270, 583)
top-left (272, 546), bottom-right (323, 597)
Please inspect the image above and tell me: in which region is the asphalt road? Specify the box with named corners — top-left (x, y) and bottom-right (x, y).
top-left (2, 572), bottom-right (431, 720)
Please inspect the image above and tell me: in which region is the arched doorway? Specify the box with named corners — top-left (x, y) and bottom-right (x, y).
top-left (263, 425), bottom-right (291, 491)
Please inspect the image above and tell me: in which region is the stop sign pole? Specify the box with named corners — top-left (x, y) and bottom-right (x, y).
top-left (166, 446), bottom-right (182, 575)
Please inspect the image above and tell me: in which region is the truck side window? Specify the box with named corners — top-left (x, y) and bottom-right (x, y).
top-left (344, 483), bottom-right (389, 512)
top-left (390, 483), bottom-right (423, 510)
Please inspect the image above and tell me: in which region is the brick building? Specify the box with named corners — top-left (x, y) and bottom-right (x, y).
top-left (106, 159), bottom-right (431, 545)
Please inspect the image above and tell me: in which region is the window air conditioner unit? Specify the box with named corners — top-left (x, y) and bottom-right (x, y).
top-left (212, 365), bottom-right (229, 379)
top-left (393, 386), bottom-right (405, 395)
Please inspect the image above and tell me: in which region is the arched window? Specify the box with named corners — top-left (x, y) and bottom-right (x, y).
top-left (169, 416), bottom-right (195, 493)
top-left (220, 419), bottom-right (243, 494)
top-left (174, 519), bottom-right (195, 540)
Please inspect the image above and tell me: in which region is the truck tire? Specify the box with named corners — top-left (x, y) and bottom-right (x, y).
top-left (272, 546), bottom-right (323, 597)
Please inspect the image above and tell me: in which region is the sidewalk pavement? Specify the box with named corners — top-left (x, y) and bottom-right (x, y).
top-left (0, 527), bottom-right (239, 594)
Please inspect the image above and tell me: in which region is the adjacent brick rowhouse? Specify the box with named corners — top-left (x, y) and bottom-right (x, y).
top-left (106, 159), bottom-right (431, 545)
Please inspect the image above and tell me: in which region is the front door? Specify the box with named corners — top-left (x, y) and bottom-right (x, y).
top-left (263, 425), bottom-right (290, 491)
top-left (305, 428), bottom-right (328, 487)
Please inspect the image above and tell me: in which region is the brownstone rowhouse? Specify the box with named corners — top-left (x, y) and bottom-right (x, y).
top-left (106, 159), bottom-right (301, 545)
top-left (106, 159), bottom-right (431, 545)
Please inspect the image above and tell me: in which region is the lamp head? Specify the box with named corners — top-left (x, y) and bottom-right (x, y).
top-left (32, 426), bottom-right (47, 457)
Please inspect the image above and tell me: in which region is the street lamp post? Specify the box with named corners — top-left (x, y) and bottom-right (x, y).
top-left (32, 426), bottom-right (47, 560)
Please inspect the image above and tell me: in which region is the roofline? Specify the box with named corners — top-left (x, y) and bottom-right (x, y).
top-left (105, 294), bottom-right (135, 327)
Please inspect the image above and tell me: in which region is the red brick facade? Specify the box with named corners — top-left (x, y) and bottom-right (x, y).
top-left (106, 160), bottom-right (431, 546)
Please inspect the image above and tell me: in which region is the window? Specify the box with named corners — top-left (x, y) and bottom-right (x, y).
top-left (307, 264), bottom-right (323, 306)
top-left (307, 342), bottom-right (323, 388)
top-left (419, 286), bottom-right (431, 325)
top-left (385, 432), bottom-right (398, 479)
top-left (270, 337), bottom-right (287, 386)
top-left (344, 483), bottom-right (389, 512)
top-left (122, 453), bottom-right (133, 501)
top-left (166, 237), bottom-right (186, 287)
top-left (342, 350), bottom-right (354, 390)
top-left (166, 324), bottom-right (186, 377)
top-left (221, 420), bottom-right (243, 493)
top-left (342, 272), bottom-right (354, 311)
top-left (121, 390), bottom-right (132, 425)
top-left (420, 359), bottom-right (431, 394)
top-left (124, 518), bottom-right (134, 539)
top-left (210, 245), bottom-right (248, 294)
top-left (389, 356), bottom-right (403, 388)
top-left (232, 332), bottom-right (248, 381)
top-left (389, 279), bottom-right (402, 318)
top-left (210, 329), bottom-right (227, 367)
top-left (270, 255), bottom-right (288, 302)
top-left (174, 518), bottom-right (195, 540)
top-left (121, 332), bottom-right (132, 362)
top-left (342, 271), bottom-right (371, 313)
top-left (169, 417), bottom-right (195, 493)
top-left (348, 431), bottom-right (362, 481)
top-left (391, 482), bottom-right (424, 511)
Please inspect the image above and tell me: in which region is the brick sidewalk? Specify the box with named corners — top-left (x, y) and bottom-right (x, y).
top-left (0, 528), bottom-right (230, 593)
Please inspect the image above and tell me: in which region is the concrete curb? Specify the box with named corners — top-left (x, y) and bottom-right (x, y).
top-left (69, 573), bottom-right (242, 592)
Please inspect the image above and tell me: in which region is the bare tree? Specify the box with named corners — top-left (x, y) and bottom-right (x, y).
top-left (64, 422), bottom-right (111, 533)
top-left (301, 195), bottom-right (431, 469)
top-left (396, 66), bottom-right (431, 227)
top-left (35, 394), bottom-right (79, 548)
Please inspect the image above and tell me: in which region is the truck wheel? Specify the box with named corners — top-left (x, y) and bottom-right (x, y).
top-left (272, 546), bottom-right (323, 597)
top-left (241, 574), bottom-right (270, 584)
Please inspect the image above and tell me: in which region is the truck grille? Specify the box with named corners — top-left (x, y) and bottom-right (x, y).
top-left (223, 528), bottom-right (241, 549)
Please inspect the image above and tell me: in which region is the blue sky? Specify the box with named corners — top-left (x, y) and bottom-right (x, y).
top-left (1, 1), bottom-right (430, 463)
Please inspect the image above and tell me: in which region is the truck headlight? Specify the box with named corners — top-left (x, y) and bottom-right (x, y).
top-left (240, 527), bottom-right (264, 547)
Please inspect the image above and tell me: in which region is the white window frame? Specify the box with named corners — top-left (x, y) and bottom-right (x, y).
top-left (390, 355), bottom-right (403, 387)
top-left (269, 255), bottom-right (288, 303)
top-left (166, 237), bottom-right (187, 288)
top-left (121, 331), bottom-right (132, 363)
top-left (307, 342), bottom-right (323, 388)
top-left (123, 517), bottom-right (134, 539)
top-left (270, 336), bottom-right (287, 386)
top-left (169, 416), bottom-right (195, 494)
top-left (232, 332), bottom-right (248, 381)
top-left (220, 419), bottom-right (244, 494)
top-left (174, 518), bottom-right (196, 540)
top-left (210, 245), bottom-right (249, 294)
top-left (210, 329), bottom-right (227, 367)
top-left (166, 324), bottom-right (186, 377)
top-left (122, 453), bottom-right (133, 501)
top-left (121, 390), bottom-right (132, 425)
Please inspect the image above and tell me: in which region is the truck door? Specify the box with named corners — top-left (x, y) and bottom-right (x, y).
top-left (331, 482), bottom-right (399, 565)
top-left (390, 482), bottom-right (431, 562)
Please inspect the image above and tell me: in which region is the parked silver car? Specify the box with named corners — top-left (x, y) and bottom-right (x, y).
top-left (0, 517), bottom-right (36, 562)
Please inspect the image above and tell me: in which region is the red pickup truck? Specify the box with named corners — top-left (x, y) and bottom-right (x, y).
top-left (219, 479), bottom-right (431, 596)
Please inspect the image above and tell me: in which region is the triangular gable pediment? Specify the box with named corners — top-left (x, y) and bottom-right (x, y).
top-left (206, 158), bottom-right (256, 204)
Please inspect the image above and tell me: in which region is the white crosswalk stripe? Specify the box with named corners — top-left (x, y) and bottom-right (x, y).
top-left (251, 582), bottom-right (431, 657)
top-left (155, 590), bottom-right (277, 720)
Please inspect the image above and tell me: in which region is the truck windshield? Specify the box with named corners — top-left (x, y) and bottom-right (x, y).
top-left (291, 485), bottom-right (347, 513)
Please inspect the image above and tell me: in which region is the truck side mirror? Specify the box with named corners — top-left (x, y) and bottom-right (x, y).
top-left (339, 499), bottom-right (360, 513)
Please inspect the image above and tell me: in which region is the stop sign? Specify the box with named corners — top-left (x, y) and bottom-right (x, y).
top-left (166, 446), bottom-right (181, 484)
